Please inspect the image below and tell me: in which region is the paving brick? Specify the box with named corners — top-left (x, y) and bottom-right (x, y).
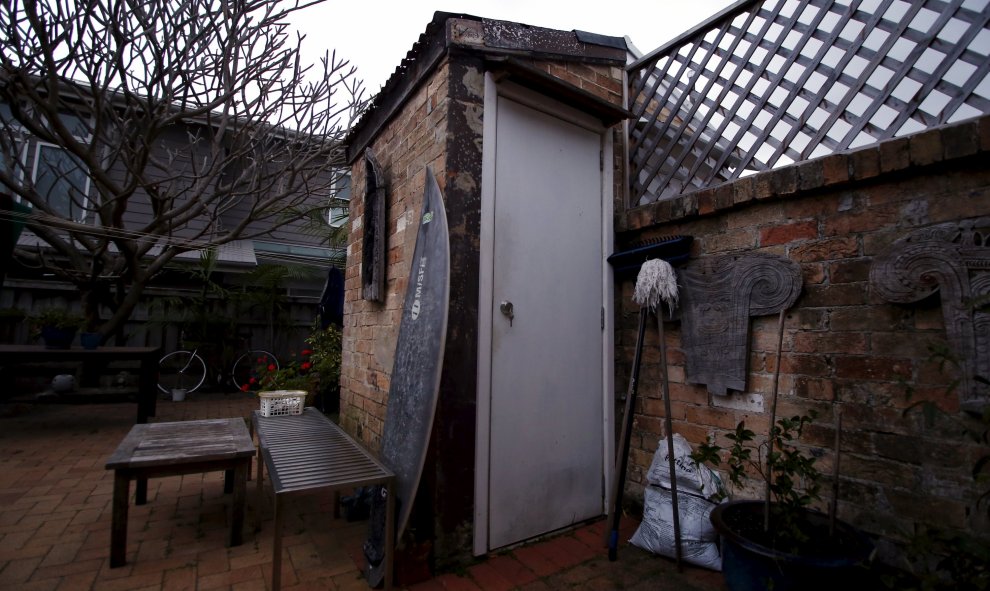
top-left (485, 553), bottom-right (538, 586)
top-left (512, 545), bottom-right (559, 578)
top-left (466, 560), bottom-right (515, 591)
top-left (0, 556), bottom-right (43, 585)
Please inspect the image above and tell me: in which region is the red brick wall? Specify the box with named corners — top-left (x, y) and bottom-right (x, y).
top-left (341, 59), bottom-right (450, 450)
top-left (618, 115), bottom-right (990, 558)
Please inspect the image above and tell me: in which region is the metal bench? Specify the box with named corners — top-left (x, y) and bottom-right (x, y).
top-left (253, 407), bottom-right (394, 590)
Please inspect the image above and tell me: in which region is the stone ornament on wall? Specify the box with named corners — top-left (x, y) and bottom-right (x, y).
top-left (870, 217), bottom-right (990, 410)
top-left (678, 253), bottom-right (803, 395)
top-left (362, 150), bottom-right (387, 302)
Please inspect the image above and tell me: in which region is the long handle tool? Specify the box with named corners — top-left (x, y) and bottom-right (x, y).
top-left (606, 306), bottom-right (647, 561)
top-left (607, 258), bottom-right (680, 563)
top-left (657, 311), bottom-right (683, 571)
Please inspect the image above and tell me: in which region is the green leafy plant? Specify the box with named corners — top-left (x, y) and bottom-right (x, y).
top-left (692, 410), bottom-right (823, 548)
top-left (0, 307), bottom-right (26, 320)
top-left (247, 350), bottom-right (314, 392)
top-left (31, 308), bottom-right (84, 331)
top-left (881, 343), bottom-right (990, 590)
top-left (305, 322), bottom-right (342, 400)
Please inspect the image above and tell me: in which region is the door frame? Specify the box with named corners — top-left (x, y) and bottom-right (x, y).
top-left (473, 72), bottom-right (616, 555)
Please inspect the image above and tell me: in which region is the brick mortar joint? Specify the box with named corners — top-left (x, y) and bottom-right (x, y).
top-left (625, 114), bottom-right (990, 230)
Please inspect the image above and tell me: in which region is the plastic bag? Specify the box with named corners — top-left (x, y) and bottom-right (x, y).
top-left (647, 433), bottom-right (723, 499)
top-left (629, 485), bottom-right (722, 571)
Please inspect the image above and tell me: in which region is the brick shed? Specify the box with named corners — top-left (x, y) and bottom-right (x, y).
top-left (340, 13), bottom-right (628, 571)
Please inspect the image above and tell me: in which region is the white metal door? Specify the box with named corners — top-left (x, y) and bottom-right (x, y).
top-left (487, 95), bottom-right (605, 550)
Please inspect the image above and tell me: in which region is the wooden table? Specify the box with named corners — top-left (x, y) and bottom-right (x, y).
top-left (105, 418), bottom-right (256, 568)
top-left (0, 345), bottom-right (160, 423)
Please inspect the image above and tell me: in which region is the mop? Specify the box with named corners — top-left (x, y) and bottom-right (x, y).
top-left (607, 258), bottom-right (682, 567)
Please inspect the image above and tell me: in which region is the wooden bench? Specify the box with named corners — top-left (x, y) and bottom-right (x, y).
top-left (253, 407), bottom-right (395, 591)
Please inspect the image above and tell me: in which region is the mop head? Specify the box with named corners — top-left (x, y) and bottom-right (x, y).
top-left (634, 258), bottom-right (679, 313)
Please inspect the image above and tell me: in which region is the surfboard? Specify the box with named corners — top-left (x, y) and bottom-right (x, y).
top-left (364, 168), bottom-right (450, 587)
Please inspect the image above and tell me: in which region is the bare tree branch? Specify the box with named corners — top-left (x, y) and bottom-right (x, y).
top-left (0, 0), bottom-right (364, 338)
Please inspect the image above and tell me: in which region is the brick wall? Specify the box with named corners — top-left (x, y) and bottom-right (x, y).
top-left (618, 115), bottom-right (990, 560)
top-left (341, 59), bottom-right (450, 450)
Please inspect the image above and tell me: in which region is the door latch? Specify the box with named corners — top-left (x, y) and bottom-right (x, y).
top-left (499, 300), bottom-right (514, 327)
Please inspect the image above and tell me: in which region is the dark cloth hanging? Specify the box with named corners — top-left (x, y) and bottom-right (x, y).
top-left (318, 266), bottom-right (345, 328)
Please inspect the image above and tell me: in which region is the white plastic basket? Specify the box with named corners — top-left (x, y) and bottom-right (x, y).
top-left (258, 390), bottom-right (306, 417)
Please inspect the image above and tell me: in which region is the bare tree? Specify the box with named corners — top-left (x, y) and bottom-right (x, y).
top-left (0, 0), bottom-right (363, 340)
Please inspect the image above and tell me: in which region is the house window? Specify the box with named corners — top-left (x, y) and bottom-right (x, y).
top-left (328, 173), bottom-right (351, 227)
top-left (32, 141), bottom-right (90, 221)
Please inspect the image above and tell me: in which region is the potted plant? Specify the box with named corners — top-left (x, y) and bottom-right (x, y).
top-left (692, 411), bottom-right (874, 591)
top-left (305, 322), bottom-right (342, 413)
top-left (246, 349), bottom-right (316, 416)
top-left (31, 308), bottom-right (84, 349)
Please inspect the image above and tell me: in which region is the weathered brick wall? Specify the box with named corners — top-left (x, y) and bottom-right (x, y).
top-left (341, 60), bottom-right (450, 450)
top-left (618, 115), bottom-right (990, 560)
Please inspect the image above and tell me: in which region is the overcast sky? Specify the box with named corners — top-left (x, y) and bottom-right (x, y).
top-left (289, 1), bottom-right (739, 94)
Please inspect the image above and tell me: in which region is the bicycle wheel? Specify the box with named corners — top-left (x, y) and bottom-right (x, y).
top-left (158, 350), bottom-right (207, 394)
top-left (232, 349), bottom-right (279, 392)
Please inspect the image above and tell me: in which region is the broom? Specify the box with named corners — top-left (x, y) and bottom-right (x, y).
top-left (607, 258), bottom-right (681, 565)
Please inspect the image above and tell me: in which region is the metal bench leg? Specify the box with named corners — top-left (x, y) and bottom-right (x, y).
top-left (272, 493), bottom-right (283, 591)
top-left (385, 479), bottom-right (395, 591)
top-left (255, 450), bottom-right (265, 532)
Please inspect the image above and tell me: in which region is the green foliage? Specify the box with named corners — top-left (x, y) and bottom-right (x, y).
top-left (251, 351), bottom-right (315, 392)
top-left (0, 307), bottom-right (26, 320)
top-left (882, 524), bottom-right (990, 590)
top-left (306, 322), bottom-right (342, 398)
top-left (883, 344), bottom-right (990, 590)
top-left (243, 322), bottom-right (342, 402)
top-left (30, 308), bottom-right (84, 331)
top-left (692, 410), bottom-right (822, 545)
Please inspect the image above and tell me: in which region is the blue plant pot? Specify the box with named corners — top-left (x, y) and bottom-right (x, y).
top-left (41, 326), bottom-right (77, 349)
top-left (80, 332), bottom-right (101, 350)
top-left (711, 500), bottom-right (874, 591)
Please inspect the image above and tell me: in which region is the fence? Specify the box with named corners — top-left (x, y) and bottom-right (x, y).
top-left (627, 0), bottom-right (990, 207)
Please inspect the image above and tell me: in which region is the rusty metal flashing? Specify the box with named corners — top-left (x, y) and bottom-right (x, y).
top-left (345, 13), bottom-right (463, 164)
top-left (345, 12), bottom-right (628, 164)
top-left (484, 57), bottom-right (631, 126)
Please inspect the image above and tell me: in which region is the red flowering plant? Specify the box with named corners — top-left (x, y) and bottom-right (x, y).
top-left (243, 349), bottom-right (316, 393)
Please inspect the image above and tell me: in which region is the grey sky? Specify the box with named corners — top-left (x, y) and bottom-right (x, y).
top-left (289, 1), bottom-right (738, 93)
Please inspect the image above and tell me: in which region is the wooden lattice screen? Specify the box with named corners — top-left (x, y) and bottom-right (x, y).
top-left (627, 0), bottom-right (990, 207)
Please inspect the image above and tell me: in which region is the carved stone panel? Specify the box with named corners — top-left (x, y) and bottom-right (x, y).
top-left (870, 217), bottom-right (990, 410)
top-left (679, 253), bottom-right (803, 395)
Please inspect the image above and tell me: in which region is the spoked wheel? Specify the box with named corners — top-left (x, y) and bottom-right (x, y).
top-left (232, 349), bottom-right (278, 392)
top-left (158, 350), bottom-right (207, 394)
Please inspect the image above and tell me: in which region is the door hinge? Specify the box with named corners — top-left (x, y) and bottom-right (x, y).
top-left (601, 307), bottom-right (605, 330)
top-left (599, 150), bottom-right (604, 171)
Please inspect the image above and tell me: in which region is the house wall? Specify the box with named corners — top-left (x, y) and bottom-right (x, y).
top-left (341, 34), bottom-right (626, 570)
top-left (4, 105), bottom-right (337, 252)
top-left (617, 115), bottom-right (990, 561)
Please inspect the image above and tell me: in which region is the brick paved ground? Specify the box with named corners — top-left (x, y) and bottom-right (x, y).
top-left (0, 392), bottom-right (726, 590)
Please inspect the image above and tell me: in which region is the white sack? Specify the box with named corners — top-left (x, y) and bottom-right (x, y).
top-left (629, 485), bottom-right (722, 571)
top-left (647, 433), bottom-right (723, 499)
